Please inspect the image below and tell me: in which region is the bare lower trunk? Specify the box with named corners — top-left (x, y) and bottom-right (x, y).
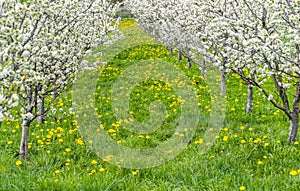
top-left (221, 69), bottom-right (226, 94)
top-left (37, 97), bottom-right (44, 124)
top-left (20, 119), bottom-right (30, 160)
top-left (170, 48), bottom-right (173, 56)
top-left (201, 56), bottom-right (206, 78)
top-left (246, 84), bottom-right (253, 112)
top-left (288, 113), bottom-right (299, 142)
top-left (178, 50), bottom-right (182, 62)
top-left (187, 58), bottom-right (191, 69)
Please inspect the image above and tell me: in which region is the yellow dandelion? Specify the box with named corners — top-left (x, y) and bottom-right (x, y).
top-left (132, 170), bottom-right (139, 176)
top-left (99, 168), bottom-right (105, 172)
top-left (91, 160), bottom-right (98, 165)
top-left (65, 148), bottom-right (71, 152)
top-left (15, 160), bottom-right (22, 166)
top-left (290, 170), bottom-right (297, 176)
top-left (223, 136), bottom-right (229, 142)
top-left (257, 160), bottom-right (263, 165)
top-left (239, 186), bottom-right (246, 190)
top-left (194, 138), bottom-right (203, 144)
top-left (107, 129), bottom-right (116, 133)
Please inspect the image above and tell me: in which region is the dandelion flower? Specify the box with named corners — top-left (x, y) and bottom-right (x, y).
top-left (257, 160), bottom-right (263, 165)
top-left (15, 160), bottom-right (22, 166)
top-left (290, 170), bottom-right (297, 176)
top-left (223, 136), bottom-right (229, 142)
top-left (91, 160), bottom-right (98, 165)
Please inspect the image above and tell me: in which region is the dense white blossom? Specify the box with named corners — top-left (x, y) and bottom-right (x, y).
top-left (126, 0), bottom-right (300, 141)
top-left (0, 0), bottom-right (119, 122)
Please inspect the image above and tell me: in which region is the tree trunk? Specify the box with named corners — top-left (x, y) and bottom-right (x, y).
top-left (288, 113), bottom-right (299, 143)
top-left (37, 97), bottom-right (44, 124)
top-left (187, 57), bottom-right (191, 69)
top-left (178, 50), bottom-right (182, 62)
top-left (221, 69), bottom-right (226, 94)
top-left (246, 84), bottom-right (253, 112)
top-left (20, 119), bottom-right (30, 160)
top-left (201, 56), bottom-right (206, 78)
top-left (170, 48), bottom-right (173, 56)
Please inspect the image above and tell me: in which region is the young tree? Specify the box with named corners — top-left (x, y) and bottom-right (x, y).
top-left (127, 0), bottom-right (300, 141)
top-left (196, 0), bottom-right (300, 142)
top-left (0, 0), bottom-right (119, 159)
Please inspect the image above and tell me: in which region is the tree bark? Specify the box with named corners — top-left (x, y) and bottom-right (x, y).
top-left (201, 56), bottom-right (206, 78)
top-left (187, 57), bottom-right (191, 69)
top-left (37, 97), bottom-right (44, 124)
top-left (288, 113), bottom-right (299, 143)
top-left (20, 119), bottom-right (30, 160)
top-left (178, 50), bottom-right (182, 62)
top-left (170, 48), bottom-right (173, 56)
top-left (221, 69), bottom-right (226, 94)
top-left (246, 84), bottom-right (253, 112)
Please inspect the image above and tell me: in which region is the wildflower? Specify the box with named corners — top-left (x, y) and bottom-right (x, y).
top-left (76, 138), bottom-right (84, 145)
top-left (65, 148), bottom-right (71, 152)
top-left (91, 160), bottom-right (98, 165)
top-left (99, 168), bottom-right (105, 172)
top-left (15, 160), bottom-right (22, 166)
top-left (290, 170), bottom-right (297, 176)
top-left (132, 170), bottom-right (139, 175)
top-left (107, 129), bottom-right (116, 133)
top-left (55, 170), bottom-right (60, 174)
top-left (223, 136), bottom-right (229, 142)
top-left (257, 161), bottom-right (263, 165)
top-left (194, 139), bottom-right (203, 144)
top-left (241, 140), bottom-right (246, 144)
top-left (239, 186), bottom-right (246, 190)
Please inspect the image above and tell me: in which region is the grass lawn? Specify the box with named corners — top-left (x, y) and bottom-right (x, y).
top-left (0, 19), bottom-right (300, 191)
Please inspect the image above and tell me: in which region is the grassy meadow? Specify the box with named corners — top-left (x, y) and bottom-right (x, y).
top-left (0, 19), bottom-right (300, 191)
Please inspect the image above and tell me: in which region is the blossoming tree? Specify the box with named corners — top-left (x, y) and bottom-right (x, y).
top-left (0, 0), bottom-right (119, 159)
top-left (126, 0), bottom-right (300, 142)
top-left (193, 0), bottom-right (300, 142)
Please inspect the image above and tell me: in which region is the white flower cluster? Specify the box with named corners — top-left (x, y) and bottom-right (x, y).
top-left (125, 0), bottom-right (300, 110)
top-left (0, 0), bottom-right (119, 122)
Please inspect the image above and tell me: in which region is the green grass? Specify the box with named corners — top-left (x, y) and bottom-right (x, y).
top-left (1, 19), bottom-right (300, 191)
